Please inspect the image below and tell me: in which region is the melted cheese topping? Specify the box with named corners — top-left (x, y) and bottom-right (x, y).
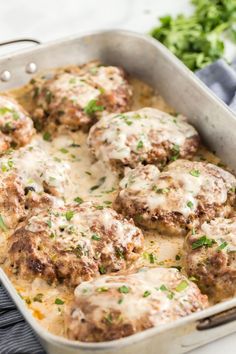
top-left (85, 66), bottom-right (126, 92)
top-left (197, 217), bottom-right (236, 251)
top-left (120, 160), bottom-right (236, 218)
top-left (44, 73), bottom-right (100, 109)
top-left (88, 107), bottom-right (198, 163)
top-left (72, 267), bottom-right (207, 327)
top-left (25, 202), bottom-right (143, 253)
top-left (0, 143), bottom-right (70, 196)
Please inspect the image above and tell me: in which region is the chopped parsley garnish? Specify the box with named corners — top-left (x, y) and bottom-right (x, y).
top-left (189, 276), bottom-right (197, 282)
top-left (96, 287), bottom-right (108, 292)
top-left (160, 284), bottom-right (168, 292)
top-left (159, 284), bottom-right (174, 299)
top-left (45, 90), bottom-right (52, 104)
top-left (102, 187), bottom-right (116, 194)
top-left (55, 298), bottom-right (64, 305)
top-left (0, 107), bottom-right (12, 115)
top-left (143, 290), bottom-right (151, 298)
top-left (90, 176), bottom-right (106, 191)
top-left (0, 214), bottom-right (8, 232)
top-left (118, 114), bottom-right (133, 126)
top-left (175, 254), bottom-right (181, 261)
top-left (192, 235), bottom-right (216, 249)
top-left (1, 159), bottom-right (14, 172)
top-left (46, 219), bottom-right (52, 228)
top-left (187, 200), bottom-right (194, 209)
top-left (60, 148), bottom-right (68, 154)
top-left (170, 144), bottom-right (180, 161)
top-left (85, 171), bottom-right (92, 176)
top-left (74, 196), bottom-right (84, 204)
top-left (217, 241), bottom-right (228, 251)
top-left (116, 248), bottom-right (125, 259)
top-left (175, 280), bottom-right (189, 292)
top-left (33, 293), bottom-right (44, 303)
top-left (149, 253), bottom-right (156, 264)
top-left (143, 252), bottom-right (156, 264)
top-left (70, 143), bottom-right (80, 148)
top-left (153, 186), bottom-right (170, 194)
top-left (43, 131), bottom-right (52, 141)
top-left (95, 205), bottom-right (104, 210)
top-left (84, 99), bottom-right (104, 115)
top-left (118, 297), bottom-right (124, 304)
top-left (104, 313), bottom-right (113, 324)
top-left (91, 234), bottom-right (101, 241)
top-left (190, 169), bottom-right (200, 177)
top-left (65, 210), bottom-right (74, 221)
top-left (99, 265), bottom-right (106, 274)
top-left (103, 200), bottom-right (112, 205)
top-left (69, 77), bottom-right (77, 84)
top-left (8, 159), bottom-right (13, 168)
top-left (137, 140), bottom-right (144, 149)
top-left (118, 285), bottom-right (130, 294)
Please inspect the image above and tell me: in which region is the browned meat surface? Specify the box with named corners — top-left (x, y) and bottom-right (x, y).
top-left (0, 95), bottom-right (35, 153)
top-left (0, 144), bottom-right (69, 228)
top-left (65, 267), bottom-right (208, 342)
top-left (32, 63), bottom-right (132, 131)
top-left (8, 202), bottom-right (144, 286)
top-left (184, 217), bottom-right (236, 302)
top-left (88, 108), bottom-right (199, 170)
top-left (0, 173), bottom-right (25, 229)
top-left (114, 160), bottom-right (236, 236)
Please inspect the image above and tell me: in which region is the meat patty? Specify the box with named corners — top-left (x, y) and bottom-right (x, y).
top-left (0, 144), bottom-right (69, 228)
top-left (0, 95), bottom-right (35, 153)
top-left (114, 160), bottom-right (236, 236)
top-left (8, 202), bottom-right (144, 286)
top-left (32, 63), bottom-right (132, 131)
top-left (65, 267), bottom-right (208, 342)
top-left (184, 217), bottom-right (236, 302)
top-left (87, 107), bottom-right (199, 170)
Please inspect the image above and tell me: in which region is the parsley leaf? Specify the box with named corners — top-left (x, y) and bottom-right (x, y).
top-left (118, 285), bottom-right (130, 294)
top-left (55, 298), bottom-right (64, 305)
top-left (150, 0), bottom-right (236, 71)
top-left (190, 169), bottom-right (200, 177)
top-left (192, 235), bottom-right (216, 249)
top-left (65, 210), bottom-right (74, 221)
top-left (84, 99), bottom-right (104, 115)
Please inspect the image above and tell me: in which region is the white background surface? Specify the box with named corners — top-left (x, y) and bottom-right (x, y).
top-left (0, 1), bottom-right (236, 353)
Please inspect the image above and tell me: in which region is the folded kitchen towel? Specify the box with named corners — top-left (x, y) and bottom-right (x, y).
top-left (1, 58), bottom-right (236, 354)
top-left (0, 284), bottom-right (45, 354)
top-left (196, 58), bottom-right (236, 112)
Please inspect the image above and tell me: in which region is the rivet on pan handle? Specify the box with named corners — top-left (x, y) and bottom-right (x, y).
top-left (0, 38), bottom-right (41, 81)
top-left (197, 307), bottom-right (236, 330)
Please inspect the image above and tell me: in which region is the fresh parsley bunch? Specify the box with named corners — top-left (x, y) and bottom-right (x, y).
top-left (150, 0), bottom-right (236, 71)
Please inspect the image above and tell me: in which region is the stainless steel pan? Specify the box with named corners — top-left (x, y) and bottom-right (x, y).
top-left (1, 30), bottom-right (236, 354)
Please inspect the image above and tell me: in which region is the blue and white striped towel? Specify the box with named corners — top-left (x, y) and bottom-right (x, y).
top-left (0, 284), bottom-right (45, 354)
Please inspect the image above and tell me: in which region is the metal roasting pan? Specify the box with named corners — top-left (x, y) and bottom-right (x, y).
top-left (1, 30), bottom-right (236, 354)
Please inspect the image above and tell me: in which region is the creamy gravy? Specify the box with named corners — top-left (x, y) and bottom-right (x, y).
top-left (0, 76), bottom-right (220, 336)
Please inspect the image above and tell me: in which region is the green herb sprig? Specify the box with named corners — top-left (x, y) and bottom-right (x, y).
top-left (150, 0), bottom-right (236, 71)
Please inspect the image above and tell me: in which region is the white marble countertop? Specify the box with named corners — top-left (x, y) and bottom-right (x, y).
top-left (0, 1), bottom-right (236, 353)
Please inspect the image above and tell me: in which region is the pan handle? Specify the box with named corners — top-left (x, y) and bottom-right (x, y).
top-left (0, 39), bottom-right (41, 81)
top-left (197, 306), bottom-right (236, 330)
top-left (0, 38), bottom-right (41, 46)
